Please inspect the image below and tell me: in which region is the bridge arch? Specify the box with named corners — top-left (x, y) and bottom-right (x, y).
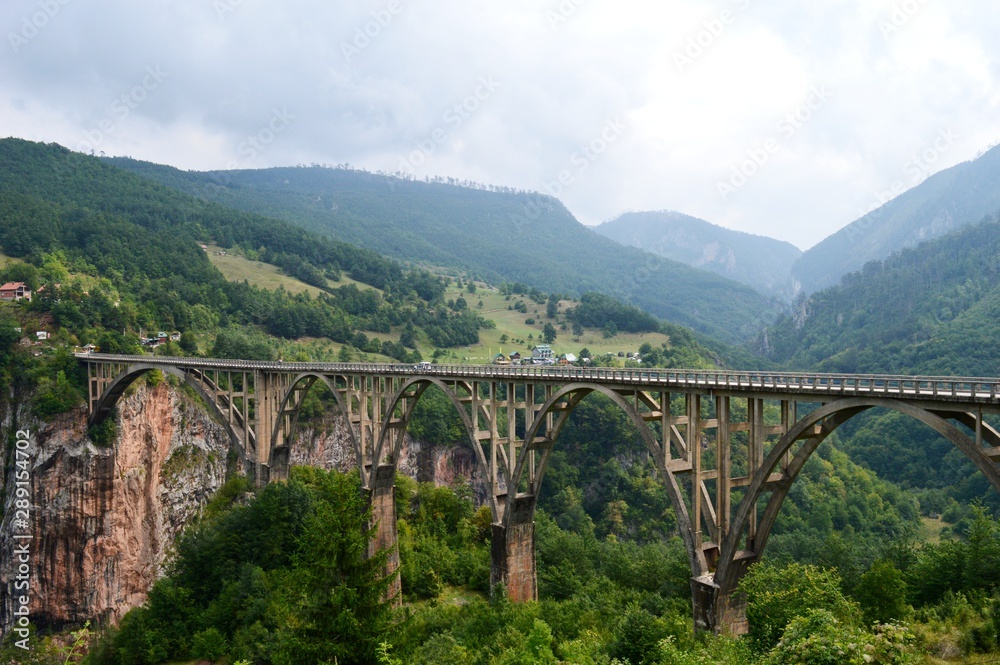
top-left (372, 377), bottom-right (497, 515)
top-left (505, 384), bottom-right (705, 576)
top-left (89, 363), bottom-right (246, 453)
top-left (267, 372), bottom-right (363, 481)
top-left (711, 397), bottom-right (1000, 621)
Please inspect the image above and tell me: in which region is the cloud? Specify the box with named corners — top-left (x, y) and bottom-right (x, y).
top-left (2, 0), bottom-right (998, 249)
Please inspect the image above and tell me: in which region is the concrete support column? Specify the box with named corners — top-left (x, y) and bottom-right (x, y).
top-left (491, 506), bottom-right (537, 601)
top-left (691, 575), bottom-right (748, 636)
top-left (368, 464), bottom-right (401, 606)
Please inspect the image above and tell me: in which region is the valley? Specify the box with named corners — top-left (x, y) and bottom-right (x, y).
top-left (1, 137), bottom-right (1000, 664)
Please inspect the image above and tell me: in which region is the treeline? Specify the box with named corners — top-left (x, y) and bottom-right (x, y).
top-left (567, 292), bottom-right (661, 334)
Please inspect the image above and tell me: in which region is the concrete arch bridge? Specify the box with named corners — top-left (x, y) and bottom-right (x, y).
top-left (77, 353), bottom-right (1000, 634)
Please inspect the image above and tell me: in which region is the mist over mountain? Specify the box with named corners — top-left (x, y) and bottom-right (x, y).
top-left (594, 210), bottom-right (802, 300)
top-left (792, 142), bottom-right (1000, 294)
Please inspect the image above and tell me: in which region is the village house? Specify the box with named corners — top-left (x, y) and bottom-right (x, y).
top-left (558, 353), bottom-right (578, 365)
top-left (142, 332), bottom-right (170, 348)
top-left (0, 282), bottom-right (31, 302)
top-left (531, 344), bottom-right (554, 360)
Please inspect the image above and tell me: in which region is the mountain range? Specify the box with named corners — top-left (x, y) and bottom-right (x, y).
top-left (594, 210), bottom-right (802, 299)
top-left (790, 142), bottom-right (1000, 294)
top-left (103, 158), bottom-right (782, 344)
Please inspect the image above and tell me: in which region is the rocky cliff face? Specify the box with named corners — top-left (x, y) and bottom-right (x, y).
top-left (290, 420), bottom-right (488, 501)
top-left (1, 379), bottom-right (487, 633)
top-left (1, 378), bottom-right (231, 632)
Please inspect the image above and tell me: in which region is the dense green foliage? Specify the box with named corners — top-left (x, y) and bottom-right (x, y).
top-left (0, 139), bottom-right (498, 361)
top-left (104, 157), bottom-right (783, 343)
top-left (568, 292), bottom-right (661, 334)
top-left (85, 469), bottom-right (392, 665)
top-left (764, 214), bottom-right (1000, 376)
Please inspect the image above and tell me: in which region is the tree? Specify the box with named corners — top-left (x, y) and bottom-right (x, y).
top-left (855, 560), bottom-right (909, 625)
top-left (740, 562), bottom-right (860, 652)
top-left (542, 323), bottom-right (557, 344)
top-left (609, 604), bottom-right (668, 665)
top-left (571, 322), bottom-right (583, 337)
top-left (211, 328), bottom-right (274, 360)
top-left (179, 331), bottom-right (198, 354)
top-left (546, 294), bottom-right (559, 319)
top-left (271, 469), bottom-right (394, 665)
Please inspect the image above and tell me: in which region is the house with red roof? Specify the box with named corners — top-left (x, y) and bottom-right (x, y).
top-left (0, 282), bottom-right (31, 302)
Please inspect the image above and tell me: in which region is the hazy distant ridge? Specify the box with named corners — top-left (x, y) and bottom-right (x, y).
top-left (595, 211), bottom-right (801, 300)
top-left (791, 143), bottom-right (1000, 294)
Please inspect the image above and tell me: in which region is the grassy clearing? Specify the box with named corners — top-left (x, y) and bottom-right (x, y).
top-left (432, 280), bottom-right (676, 364)
top-left (0, 249), bottom-right (23, 269)
top-left (200, 247), bottom-right (686, 365)
top-left (919, 516), bottom-right (948, 544)
top-left (203, 244), bottom-right (380, 296)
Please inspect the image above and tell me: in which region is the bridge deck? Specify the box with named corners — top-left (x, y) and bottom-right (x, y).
top-left (76, 353), bottom-right (1000, 407)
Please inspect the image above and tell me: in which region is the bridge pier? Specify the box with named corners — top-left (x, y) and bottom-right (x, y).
top-left (368, 464), bottom-right (401, 605)
top-left (691, 575), bottom-right (748, 636)
top-left (490, 522), bottom-right (537, 601)
top-left (490, 497), bottom-right (537, 601)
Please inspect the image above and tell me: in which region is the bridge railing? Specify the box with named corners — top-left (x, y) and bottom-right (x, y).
top-left (75, 353), bottom-right (1000, 402)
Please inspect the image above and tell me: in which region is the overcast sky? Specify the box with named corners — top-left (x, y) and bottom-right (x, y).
top-left (2, 0), bottom-right (998, 250)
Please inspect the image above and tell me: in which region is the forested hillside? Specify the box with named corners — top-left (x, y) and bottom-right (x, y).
top-left (761, 211), bottom-right (1000, 549)
top-left (763, 213), bottom-right (1000, 376)
top-left (0, 137), bottom-right (726, 415)
top-left (0, 139), bottom-right (503, 362)
top-left (595, 210), bottom-right (802, 300)
top-left (103, 157), bottom-right (783, 344)
top-left (792, 142), bottom-right (1000, 294)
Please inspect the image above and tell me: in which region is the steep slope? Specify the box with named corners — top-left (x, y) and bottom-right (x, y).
top-left (0, 139), bottom-right (489, 360)
top-left (763, 213), bottom-right (1000, 376)
top-left (594, 210), bottom-right (801, 299)
top-left (104, 158), bottom-right (783, 344)
top-left (792, 143), bottom-right (1000, 294)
